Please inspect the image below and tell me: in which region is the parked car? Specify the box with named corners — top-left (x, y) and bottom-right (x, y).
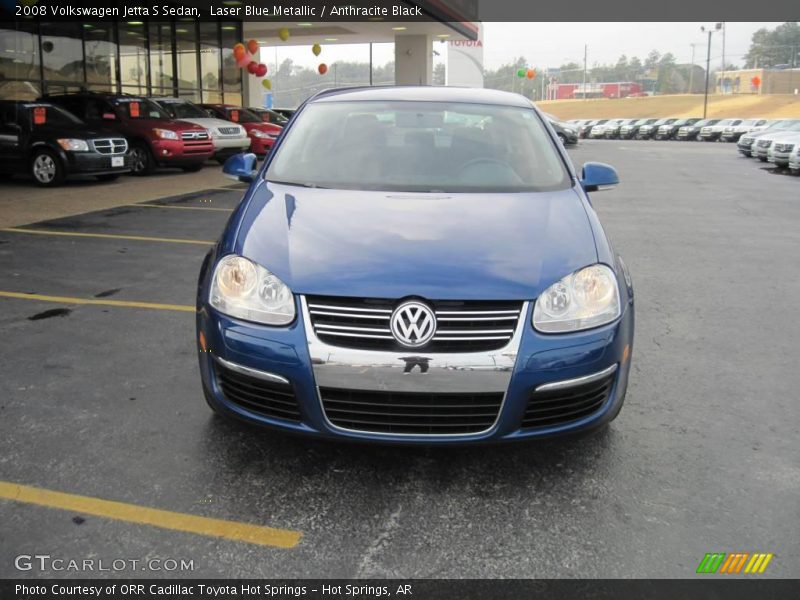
top-left (766, 132), bottom-right (800, 168)
top-left (788, 144), bottom-right (800, 174)
top-left (699, 119), bottom-right (742, 141)
top-left (200, 104), bottom-right (282, 156)
top-left (578, 119), bottom-right (605, 138)
top-left (542, 112), bottom-right (578, 145)
top-left (152, 97), bottom-right (250, 163)
top-left (675, 119), bottom-right (719, 141)
top-left (42, 92), bottom-right (214, 175)
top-left (248, 107), bottom-right (290, 126)
top-left (637, 118), bottom-right (677, 140)
top-left (270, 108), bottom-right (296, 120)
top-left (587, 119), bottom-right (625, 139)
top-left (619, 118), bottom-right (657, 140)
top-left (604, 119), bottom-right (638, 139)
top-left (654, 118), bottom-right (701, 140)
top-left (199, 86), bottom-right (634, 444)
top-left (737, 120), bottom-right (800, 157)
top-left (720, 119), bottom-right (770, 142)
top-left (0, 100), bottom-right (130, 186)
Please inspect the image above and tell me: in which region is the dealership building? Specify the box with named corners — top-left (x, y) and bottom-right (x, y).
top-left (0, 2), bottom-right (477, 105)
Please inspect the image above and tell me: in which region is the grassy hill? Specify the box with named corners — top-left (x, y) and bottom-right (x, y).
top-left (537, 94), bottom-right (800, 120)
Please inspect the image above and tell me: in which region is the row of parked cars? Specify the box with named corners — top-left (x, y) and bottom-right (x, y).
top-left (0, 93), bottom-right (296, 186)
top-left (571, 117), bottom-right (775, 143)
top-left (735, 119), bottom-right (800, 174)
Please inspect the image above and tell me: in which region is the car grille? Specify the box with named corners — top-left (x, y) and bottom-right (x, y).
top-left (522, 369), bottom-right (616, 430)
top-left (213, 362), bottom-right (301, 423)
top-left (91, 138), bottom-right (127, 155)
top-left (774, 143), bottom-right (795, 153)
top-left (181, 130), bottom-right (209, 140)
top-left (320, 387), bottom-right (503, 435)
top-left (757, 139), bottom-right (772, 148)
top-left (305, 295), bottom-right (523, 352)
top-left (739, 137), bottom-right (754, 146)
top-left (217, 127), bottom-right (241, 136)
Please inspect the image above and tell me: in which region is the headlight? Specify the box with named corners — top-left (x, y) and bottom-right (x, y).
top-left (57, 138), bottom-right (89, 152)
top-left (250, 129), bottom-right (269, 138)
top-left (153, 128), bottom-right (179, 140)
top-left (209, 129), bottom-right (219, 138)
top-left (209, 255), bottom-right (295, 325)
top-left (533, 264), bottom-right (621, 333)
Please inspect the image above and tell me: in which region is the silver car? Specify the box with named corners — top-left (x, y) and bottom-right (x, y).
top-left (720, 119), bottom-right (770, 142)
top-left (738, 120), bottom-right (800, 157)
top-left (767, 132), bottom-right (800, 168)
top-left (788, 144), bottom-right (800, 174)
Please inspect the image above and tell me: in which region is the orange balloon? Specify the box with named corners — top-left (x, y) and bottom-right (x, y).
top-left (526, 69), bottom-right (535, 79)
top-left (318, 63), bottom-right (328, 75)
top-left (247, 39), bottom-right (259, 55)
top-left (233, 44), bottom-right (246, 59)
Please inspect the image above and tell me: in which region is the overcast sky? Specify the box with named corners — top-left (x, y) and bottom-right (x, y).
top-left (267, 22), bottom-right (785, 73)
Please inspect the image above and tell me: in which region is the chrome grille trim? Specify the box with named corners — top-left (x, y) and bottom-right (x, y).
top-left (217, 126), bottom-right (241, 136)
top-left (91, 138), bottom-right (128, 155)
top-left (181, 130), bottom-right (209, 140)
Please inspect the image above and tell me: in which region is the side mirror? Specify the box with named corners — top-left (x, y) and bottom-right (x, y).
top-left (580, 162), bottom-right (619, 192)
top-left (222, 152), bottom-right (258, 183)
top-left (102, 112), bottom-right (116, 121)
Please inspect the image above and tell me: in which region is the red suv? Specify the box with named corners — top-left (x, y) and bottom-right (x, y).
top-left (199, 104), bottom-right (282, 156)
top-left (42, 93), bottom-right (214, 175)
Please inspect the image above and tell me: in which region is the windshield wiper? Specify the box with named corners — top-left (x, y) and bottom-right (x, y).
top-left (268, 180), bottom-right (329, 189)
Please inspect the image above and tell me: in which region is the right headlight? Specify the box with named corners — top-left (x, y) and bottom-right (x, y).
top-left (209, 255), bottom-right (295, 325)
top-left (533, 264), bottom-right (621, 333)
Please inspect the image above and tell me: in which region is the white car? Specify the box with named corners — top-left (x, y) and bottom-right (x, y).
top-left (766, 131), bottom-right (800, 168)
top-left (152, 98), bottom-right (250, 163)
top-left (788, 144), bottom-right (800, 174)
top-left (720, 119), bottom-right (770, 142)
top-left (699, 119), bottom-right (742, 141)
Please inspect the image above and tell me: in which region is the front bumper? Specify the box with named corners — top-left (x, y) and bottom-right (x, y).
top-left (248, 135), bottom-right (276, 156)
top-left (151, 139), bottom-right (215, 165)
top-left (64, 152), bottom-right (130, 175)
top-left (768, 148), bottom-right (794, 166)
top-left (198, 296), bottom-right (634, 444)
top-left (212, 135), bottom-right (251, 156)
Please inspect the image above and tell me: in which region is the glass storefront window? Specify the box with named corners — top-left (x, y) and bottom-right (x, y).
top-left (83, 23), bottom-right (117, 91)
top-left (175, 21), bottom-right (198, 92)
top-left (199, 21), bottom-right (221, 96)
top-left (41, 22), bottom-right (83, 83)
top-left (149, 22), bottom-right (174, 92)
top-left (220, 23), bottom-right (242, 102)
top-left (118, 22), bottom-right (149, 94)
top-left (0, 21), bottom-right (40, 82)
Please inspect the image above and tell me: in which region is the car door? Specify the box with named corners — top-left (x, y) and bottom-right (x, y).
top-left (0, 103), bottom-right (25, 171)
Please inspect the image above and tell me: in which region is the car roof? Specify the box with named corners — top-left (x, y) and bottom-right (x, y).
top-left (310, 85), bottom-right (533, 108)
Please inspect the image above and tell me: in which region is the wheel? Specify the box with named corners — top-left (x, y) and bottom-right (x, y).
top-left (181, 163), bottom-right (204, 173)
top-left (95, 174), bottom-right (120, 182)
top-left (31, 149), bottom-right (65, 187)
top-left (129, 142), bottom-right (155, 176)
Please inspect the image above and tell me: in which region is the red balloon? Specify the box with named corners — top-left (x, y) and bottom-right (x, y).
top-left (255, 63), bottom-right (268, 77)
top-left (247, 61), bottom-right (258, 74)
top-left (318, 63), bottom-right (328, 75)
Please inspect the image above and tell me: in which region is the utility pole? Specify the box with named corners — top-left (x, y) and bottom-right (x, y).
top-left (582, 44), bottom-right (587, 101)
top-left (700, 24), bottom-right (721, 118)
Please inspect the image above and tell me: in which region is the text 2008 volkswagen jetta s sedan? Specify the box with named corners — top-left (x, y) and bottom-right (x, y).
top-left (197, 87), bottom-right (634, 443)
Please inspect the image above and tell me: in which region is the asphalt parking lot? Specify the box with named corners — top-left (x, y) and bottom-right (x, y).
top-left (0, 141), bottom-right (798, 579)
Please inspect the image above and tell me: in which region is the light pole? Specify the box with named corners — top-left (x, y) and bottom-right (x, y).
top-left (700, 23), bottom-right (722, 119)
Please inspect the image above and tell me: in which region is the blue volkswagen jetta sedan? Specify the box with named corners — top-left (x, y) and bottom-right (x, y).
top-left (197, 86), bottom-right (634, 443)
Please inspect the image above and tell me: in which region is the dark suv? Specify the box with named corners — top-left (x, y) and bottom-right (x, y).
top-left (42, 93), bottom-right (214, 175)
top-left (0, 100), bottom-right (129, 186)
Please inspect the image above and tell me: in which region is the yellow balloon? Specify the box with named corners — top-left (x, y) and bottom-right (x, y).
top-left (278, 28), bottom-right (290, 42)
top-left (312, 44), bottom-right (322, 57)
top-left (261, 79), bottom-right (272, 90)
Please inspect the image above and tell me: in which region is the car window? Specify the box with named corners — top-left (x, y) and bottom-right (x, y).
top-left (113, 98), bottom-right (170, 120)
top-left (226, 108), bottom-right (261, 124)
top-left (267, 100), bottom-right (570, 194)
top-left (23, 102), bottom-right (84, 127)
top-left (157, 100), bottom-right (207, 119)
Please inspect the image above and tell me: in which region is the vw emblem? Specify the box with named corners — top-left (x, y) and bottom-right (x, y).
top-left (390, 301), bottom-right (437, 348)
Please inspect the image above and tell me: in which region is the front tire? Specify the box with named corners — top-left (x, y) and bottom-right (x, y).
top-left (129, 142), bottom-right (155, 176)
top-left (31, 149), bottom-right (65, 187)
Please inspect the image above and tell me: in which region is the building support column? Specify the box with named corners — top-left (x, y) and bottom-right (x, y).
top-left (394, 34), bottom-right (433, 85)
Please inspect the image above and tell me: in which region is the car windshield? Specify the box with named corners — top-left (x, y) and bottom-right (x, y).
top-left (23, 103), bottom-right (84, 127)
top-left (225, 107), bottom-right (262, 123)
top-left (266, 110), bottom-right (289, 125)
top-left (113, 98), bottom-right (170, 120)
top-left (266, 100), bottom-right (570, 193)
top-left (157, 100), bottom-right (207, 119)
top-left (717, 119), bottom-right (734, 126)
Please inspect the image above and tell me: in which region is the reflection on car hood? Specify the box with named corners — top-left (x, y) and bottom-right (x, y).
top-left (174, 117), bottom-right (243, 131)
top-left (235, 183), bottom-right (598, 300)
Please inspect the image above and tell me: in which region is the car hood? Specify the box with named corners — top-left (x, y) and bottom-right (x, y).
top-left (172, 117), bottom-right (242, 132)
top-left (235, 182), bottom-right (598, 300)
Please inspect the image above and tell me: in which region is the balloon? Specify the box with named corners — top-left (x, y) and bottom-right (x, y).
top-left (233, 43), bottom-right (245, 58)
top-left (526, 69), bottom-right (535, 79)
top-left (247, 39), bottom-right (259, 55)
top-left (318, 63), bottom-right (328, 75)
top-left (262, 79), bottom-right (272, 90)
top-left (278, 28), bottom-right (290, 42)
top-left (516, 68), bottom-right (526, 78)
top-left (247, 61), bottom-right (258, 74)
top-left (312, 44), bottom-right (322, 57)
top-left (236, 54), bottom-right (250, 68)
top-left (255, 63), bottom-right (267, 77)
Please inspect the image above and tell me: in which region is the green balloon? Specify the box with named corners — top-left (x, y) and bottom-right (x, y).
top-left (517, 68), bottom-right (526, 78)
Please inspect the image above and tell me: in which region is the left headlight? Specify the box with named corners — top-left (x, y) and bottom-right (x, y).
top-left (153, 128), bottom-right (179, 140)
top-left (209, 255), bottom-right (295, 326)
top-left (250, 129), bottom-right (271, 139)
top-left (57, 138), bottom-right (89, 152)
top-left (533, 264), bottom-right (621, 333)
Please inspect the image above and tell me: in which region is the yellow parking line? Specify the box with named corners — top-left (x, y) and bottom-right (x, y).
top-left (0, 228), bottom-right (213, 246)
top-left (126, 204), bottom-right (233, 212)
top-left (0, 291), bottom-right (194, 312)
top-left (0, 481), bottom-right (302, 549)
